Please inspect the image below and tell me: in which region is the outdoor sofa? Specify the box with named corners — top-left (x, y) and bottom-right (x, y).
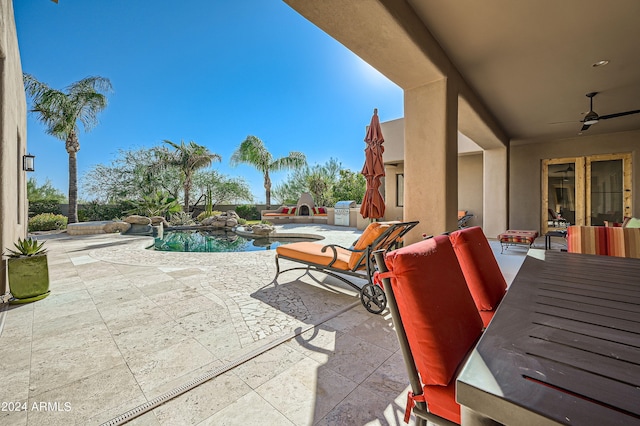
top-left (261, 206), bottom-right (328, 224)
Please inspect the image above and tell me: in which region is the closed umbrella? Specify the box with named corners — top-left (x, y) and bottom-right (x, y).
top-left (360, 108), bottom-right (385, 219)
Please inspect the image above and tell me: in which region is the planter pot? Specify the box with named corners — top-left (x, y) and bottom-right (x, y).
top-left (7, 254), bottom-right (50, 303)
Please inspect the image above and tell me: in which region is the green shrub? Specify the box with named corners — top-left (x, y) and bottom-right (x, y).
top-left (237, 218), bottom-right (247, 225)
top-left (29, 200), bottom-right (62, 217)
top-left (79, 200), bottom-right (137, 221)
top-left (235, 204), bottom-right (260, 220)
top-left (28, 213), bottom-right (68, 232)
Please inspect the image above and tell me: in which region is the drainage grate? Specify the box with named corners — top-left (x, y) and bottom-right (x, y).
top-left (101, 300), bottom-right (360, 425)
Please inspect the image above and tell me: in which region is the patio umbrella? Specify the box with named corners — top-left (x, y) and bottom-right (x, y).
top-left (360, 108), bottom-right (386, 219)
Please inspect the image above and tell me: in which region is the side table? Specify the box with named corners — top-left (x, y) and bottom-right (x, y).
top-left (544, 230), bottom-right (567, 250)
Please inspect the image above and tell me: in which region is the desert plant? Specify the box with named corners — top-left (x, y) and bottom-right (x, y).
top-left (237, 218), bottom-right (247, 225)
top-left (196, 210), bottom-right (223, 223)
top-left (4, 237), bottom-right (47, 257)
top-left (127, 191), bottom-right (181, 218)
top-left (28, 213), bottom-right (68, 232)
top-left (170, 211), bottom-right (196, 226)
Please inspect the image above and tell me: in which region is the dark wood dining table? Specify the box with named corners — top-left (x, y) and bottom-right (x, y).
top-left (456, 250), bottom-right (640, 425)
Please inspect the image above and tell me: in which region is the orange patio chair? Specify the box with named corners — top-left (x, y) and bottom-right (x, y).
top-left (373, 235), bottom-right (484, 425)
top-left (449, 226), bottom-right (507, 327)
top-left (274, 221), bottom-right (419, 313)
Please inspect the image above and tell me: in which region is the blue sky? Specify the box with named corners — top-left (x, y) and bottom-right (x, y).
top-left (14, 1), bottom-right (403, 203)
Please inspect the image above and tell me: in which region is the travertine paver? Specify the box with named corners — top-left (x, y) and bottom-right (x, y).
top-left (0, 224), bottom-right (527, 425)
top-left (0, 224), bottom-right (368, 425)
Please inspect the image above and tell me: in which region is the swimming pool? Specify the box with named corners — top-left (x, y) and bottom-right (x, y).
top-left (151, 229), bottom-right (319, 253)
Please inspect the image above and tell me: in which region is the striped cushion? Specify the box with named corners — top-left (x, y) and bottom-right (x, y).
top-left (567, 226), bottom-right (608, 255)
top-left (607, 227), bottom-right (640, 258)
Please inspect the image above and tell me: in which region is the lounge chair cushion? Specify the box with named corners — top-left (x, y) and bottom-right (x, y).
top-left (384, 235), bottom-right (483, 386)
top-left (567, 225), bottom-right (607, 255)
top-left (276, 242), bottom-right (352, 270)
top-left (449, 226), bottom-right (507, 313)
top-left (348, 222), bottom-right (392, 270)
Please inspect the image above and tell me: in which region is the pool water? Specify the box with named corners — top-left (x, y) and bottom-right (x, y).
top-left (151, 230), bottom-right (316, 253)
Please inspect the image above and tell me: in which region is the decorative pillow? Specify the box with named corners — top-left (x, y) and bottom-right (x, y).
top-left (290, 207), bottom-right (297, 215)
top-left (281, 207), bottom-right (289, 214)
top-left (318, 207), bottom-right (326, 214)
top-left (312, 207), bottom-right (319, 215)
top-left (625, 217), bottom-right (640, 228)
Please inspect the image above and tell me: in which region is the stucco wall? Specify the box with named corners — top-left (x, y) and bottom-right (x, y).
top-left (510, 129), bottom-right (640, 231)
top-left (458, 153), bottom-right (483, 228)
top-left (0, 0), bottom-right (28, 294)
top-left (383, 164), bottom-right (405, 222)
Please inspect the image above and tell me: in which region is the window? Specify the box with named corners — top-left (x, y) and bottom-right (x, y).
top-left (396, 174), bottom-right (404, 207)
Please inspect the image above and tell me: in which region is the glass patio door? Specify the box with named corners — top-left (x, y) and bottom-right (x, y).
top-left (542, 157), bottom-right (585, 234)
top-left (542, 153), bottom-right (632, 233)
top-left (586, 153), bottom-right (632, 226)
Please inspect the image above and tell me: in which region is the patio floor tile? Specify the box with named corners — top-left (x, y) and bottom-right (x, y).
top-left (0, 225), bottom-right (527, 424)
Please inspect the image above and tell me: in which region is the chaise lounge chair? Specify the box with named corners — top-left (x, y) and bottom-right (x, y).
top-left (274, 221), bottom-right (419, 314)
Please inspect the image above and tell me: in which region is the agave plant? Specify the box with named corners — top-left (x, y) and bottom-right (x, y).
top-left (4, 237), bottom-right (47, 258)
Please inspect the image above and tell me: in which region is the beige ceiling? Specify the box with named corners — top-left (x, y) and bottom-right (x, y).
top-left (407, 0), bottom-right (640, 141)
top-left (285, 0), bottom-right (640, 143)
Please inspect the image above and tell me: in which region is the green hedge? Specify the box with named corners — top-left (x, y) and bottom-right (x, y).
top-left (29, 200), bottom-right (62, 217)
top-left (28, 213), bottom-right (68, 232)
top-left (78, 201), bottom-right (137, 221)
top-left (235, 204), bottom-right (260, 221)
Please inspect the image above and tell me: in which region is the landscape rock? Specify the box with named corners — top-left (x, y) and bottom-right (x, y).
top-left (150, 216), bottom-right (170, 227)
top-left (103, 221), bottom-right (131, 233)
top-left (124, 215), bottom-right (151, 225)
top-left (251, 224), bottom-right (274, 236)
top-left (201, 216), bottom-right (216, 226)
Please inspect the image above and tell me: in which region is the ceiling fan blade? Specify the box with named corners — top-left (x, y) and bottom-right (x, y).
top-left (599, 110), bottom-right (640, 120)
top-left (580, 123), bottom-right (591, 131)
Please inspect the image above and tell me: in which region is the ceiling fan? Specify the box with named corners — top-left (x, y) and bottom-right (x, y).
top-left (580, 92), bottom-right (640, 131)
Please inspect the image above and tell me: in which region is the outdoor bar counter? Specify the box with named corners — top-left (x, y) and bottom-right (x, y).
top-left (456, 250), bottom-right (640, 425)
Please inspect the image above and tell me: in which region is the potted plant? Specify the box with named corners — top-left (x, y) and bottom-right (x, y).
top-left (3, 237), bottom-right (50, 303)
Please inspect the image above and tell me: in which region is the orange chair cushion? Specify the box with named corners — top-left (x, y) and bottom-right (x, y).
top-left (384, 235), bottom-right (483, 386)
top-left (567, 226), bottom-right (608, 255)
top-left (478, 310), bottom-right (495, 328)
top-left (449, 226), bottom-right (507, 312)
top-left (423, 381), bottom-right (460, 424)
top-left (276, 242), bottom-right (351, 270)
top-left (348, 222), bottom-right (391, 270)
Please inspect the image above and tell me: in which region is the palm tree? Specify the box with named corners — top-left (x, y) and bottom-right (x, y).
top-left (23, 73), bottom-right (112, 223)
top-left (230, 135), bottom-right (306, 209)
top-left (156, 140), bottom-right (222, 212)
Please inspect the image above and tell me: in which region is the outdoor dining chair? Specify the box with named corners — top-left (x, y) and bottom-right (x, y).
top-left (449, 226), bottom-right (507, 327)
top-left (373, 235), bottom-right (484, 425)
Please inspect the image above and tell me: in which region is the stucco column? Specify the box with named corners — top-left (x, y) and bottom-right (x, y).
top-left (483, 147), bottom-right (508, 237)
top-left (404, 78), bottom-right (458, 244)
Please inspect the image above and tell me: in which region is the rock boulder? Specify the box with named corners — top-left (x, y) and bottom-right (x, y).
top-left (124, 215), bottom-right (151, 225)
top-left (103, 221), bottom-right (132, 233)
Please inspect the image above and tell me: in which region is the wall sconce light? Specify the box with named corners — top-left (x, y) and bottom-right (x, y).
top-left (23, 154), bottom-right (35, 172)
